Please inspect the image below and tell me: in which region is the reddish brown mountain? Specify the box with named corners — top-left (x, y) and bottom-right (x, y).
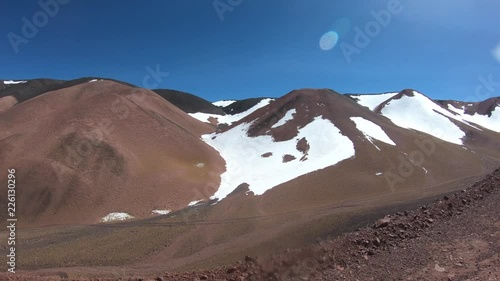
top-left (0, 80), bottom-right (224, 226)
top-left (1, 82), bottom-right (499, 278)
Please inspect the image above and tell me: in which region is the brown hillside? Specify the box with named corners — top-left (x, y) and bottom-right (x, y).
top-left (0, 80), bottom-right (225, 226)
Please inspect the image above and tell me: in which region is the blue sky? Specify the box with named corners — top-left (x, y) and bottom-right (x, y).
top-left (1, 0), bottom-right (499, 101)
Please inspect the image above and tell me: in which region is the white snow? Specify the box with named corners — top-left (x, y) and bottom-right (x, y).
top-left (446, 104), bottom-right (464, 115)
top-left (375, 172), bottom-right (383, 176)
top-left (350, 117), bottom-right (396, 146)
top-left (447, 104), bottom-right (500, 133)
top-left (352, 93), bottom-right (398, 111)
top-left (101, 212), bottom-right (134, 222)
top-left (380, 91), bottom-right (466, 145)
top-left (190, 98), bottom-right (273, 125)
top-left (188, 200), bottom-right (203, 206)
top-left (89, 79), bottom-right (98, 83)
top-left (212, 100), bottom-right (236, 107)
top-left (202, 116), bottom-right (355, 200)
top-left (353, 93), bottom-right (481, 133)
top-left (3, 80), bottom-right (27, 85)
top-left (152, 209), bottom-right (171, 215)
top-left (271, 109), bottom-right (296, 128)
top-left (369, 141), bottom-right (381, 151)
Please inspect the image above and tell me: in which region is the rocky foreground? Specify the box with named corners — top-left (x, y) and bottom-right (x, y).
top-left (5, 168), bottom-right (500, 281)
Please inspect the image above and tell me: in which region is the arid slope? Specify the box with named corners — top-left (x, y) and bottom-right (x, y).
top-left (0, 80), bottom-right (224, 226)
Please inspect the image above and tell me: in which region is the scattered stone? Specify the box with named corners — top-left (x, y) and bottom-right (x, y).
top-left (245, 256), bottom-right (256, 263)
top-left (434, 264), bottom-right (446, 272)
top-left (375, 216), bottom-right (391, 228)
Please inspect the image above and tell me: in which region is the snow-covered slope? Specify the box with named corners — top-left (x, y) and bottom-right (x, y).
top-left (351, 91), bottom-right (490, 145)
top-left (351, 117), bottom-right (396, 148)
top-left (212, 100), bottom-right (236, 107)
top-left (190, 98), bottom-right (273, 125)
top-left (379, 92), bottom-right (467, 145)
top-left (271, 109), bottom-right (296, 128)
top-left (202, 116), bottom-right (355, 200)
top-left (447, 104), bottom-right (500, 133)
top-left (198, 89), bottom-right (496, 202)
top-left (351, 92), bottom-right (397, 110)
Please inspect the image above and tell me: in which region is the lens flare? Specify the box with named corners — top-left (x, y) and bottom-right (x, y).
top-left (319, 31), bottom-right (339, 51)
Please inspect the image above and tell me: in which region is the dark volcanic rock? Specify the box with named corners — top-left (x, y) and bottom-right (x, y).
top-left (282, 154), bottom-right (296, 163)
top-left (222, 97), bottom-right (270, 114)
top-left (153, 89), bottom-right (225, 114)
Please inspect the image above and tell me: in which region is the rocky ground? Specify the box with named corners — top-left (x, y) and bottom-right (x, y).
top-left (4, 168), bottom-right (499, 281)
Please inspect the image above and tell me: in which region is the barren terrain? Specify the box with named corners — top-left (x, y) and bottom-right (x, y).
top-left (1, 168), bottom-right (498, 280)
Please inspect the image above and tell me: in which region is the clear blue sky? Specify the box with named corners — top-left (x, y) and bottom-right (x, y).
top-left (1, 0), bottom-right (499, 101)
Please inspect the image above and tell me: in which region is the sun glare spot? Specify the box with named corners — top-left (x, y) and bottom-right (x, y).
top-left (319, 31), bottom-right (339, 51)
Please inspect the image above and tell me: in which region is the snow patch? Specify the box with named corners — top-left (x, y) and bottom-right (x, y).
top-left (188, 200), bottom-right (203, 206)
top-left (212, 100), bottom-right (236, 107)
top-left (366, 138), bottom-right (381, 151)
top-left (447, 104), bottom-right (500, 133)
top-left (446, 104), bottom-right (464, 115)
top-left (202, 116), bottom-right (355, 200)
top-left (152, 210), bottom-right (171, 215)
top-left (350, 117), bottom-right (396, 146)
top-left (190, 98), bottom-right (273, 125)
top-left (101, 212), bottom-right (134, 222)
top-left (380, 91), bottom-right (466, 145)
top-left (353, 93), bottom-right (398, 111)
top-left (271, 109), bottom-right (296, 128)
top-left (3, 80), bottom-right (27, 85)
top-left (376, 172), bottom-right (383, 176)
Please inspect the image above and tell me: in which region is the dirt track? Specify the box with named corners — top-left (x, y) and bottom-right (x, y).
top-left (2, 168), bottom-right (498, 280)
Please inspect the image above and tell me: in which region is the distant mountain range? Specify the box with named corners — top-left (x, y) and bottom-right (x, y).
top-left (0, 78), bottom-right (499, 227)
